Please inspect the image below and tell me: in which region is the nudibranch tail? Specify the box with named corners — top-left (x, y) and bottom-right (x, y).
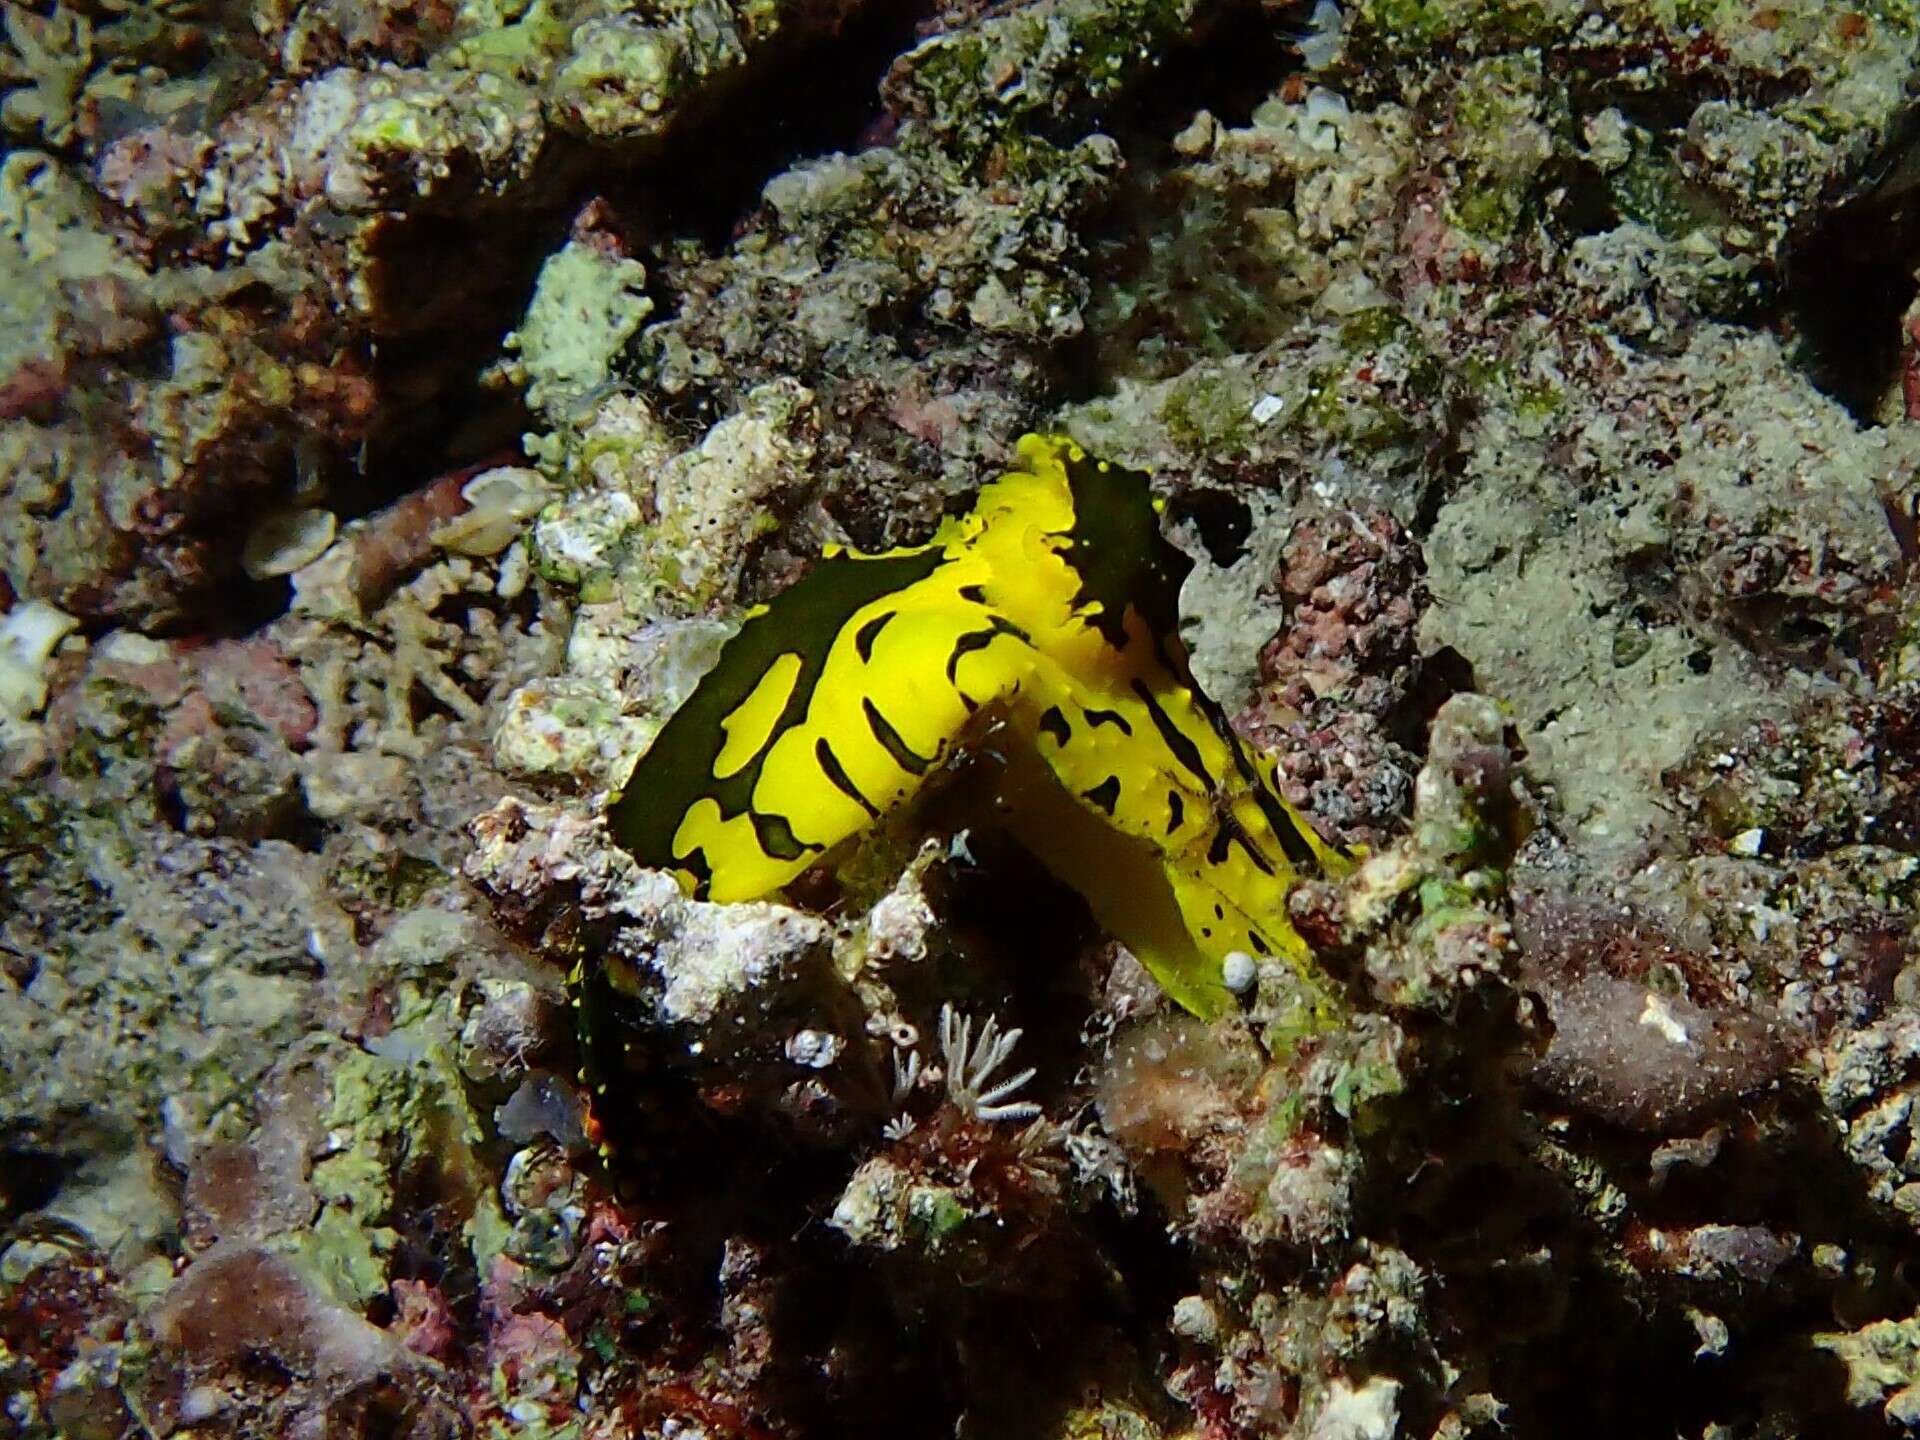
top-left (608, 433), bottom-right (1350, 1017)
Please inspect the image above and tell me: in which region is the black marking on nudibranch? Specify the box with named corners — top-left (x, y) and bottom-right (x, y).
top-left (946, 616), bottom-right (1030, 686)
top-left (816, 738), bottom-right (880, 817)
top-left (855, 611), bottom-right (895, 663)
top-left (863, 697), bottom-right (936, 775)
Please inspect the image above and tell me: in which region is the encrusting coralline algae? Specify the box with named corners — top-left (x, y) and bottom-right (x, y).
top-left (5, 1), bottom-right (1920, 1436)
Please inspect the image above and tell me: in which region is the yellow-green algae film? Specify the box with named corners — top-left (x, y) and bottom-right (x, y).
top-left (608, 433), bottom-right (1351, 1019)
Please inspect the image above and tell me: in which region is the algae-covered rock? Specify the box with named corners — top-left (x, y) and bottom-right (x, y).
top-left (885, 0), bottom-right (1209, 158)
top-left (506, 238), bottom-right (654, 423)
top-left (1423, 324), bottom-right (1913, 855)
top-left (9, 0), bottom-right (1920, 1436)
top-left (1344, 0), bottom-right (1920, 268)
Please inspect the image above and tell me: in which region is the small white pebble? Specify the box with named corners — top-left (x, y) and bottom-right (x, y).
top-left (1729, 828), bottom-right (1765, 857)
top-left (1171, 1294), bottom-right (1221, 1342)
top-left (0, 600), bottom-right (78, 719)
top-left (1300, 87), bottom-right (1351, 152)
top-left (785, 1029), bottom-right (843, 1069)
top-left (1222, 950), bottom-right (1258, 994)
top-left (1638, 993), bottom-right (1691, 1047)
top-left (1171, 109), bottom-right (1216, 157)
top-left (496, 539), bottom-right (531, 599)
top-left (1250, 393), bottom-right (1285, 425)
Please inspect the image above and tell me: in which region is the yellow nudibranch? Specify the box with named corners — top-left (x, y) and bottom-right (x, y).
top-left (610, 433), bottom-right (1351, 1018)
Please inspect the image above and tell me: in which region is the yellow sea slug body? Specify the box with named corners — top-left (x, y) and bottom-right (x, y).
top-left (610, 434), bottom-right (1350, 1018)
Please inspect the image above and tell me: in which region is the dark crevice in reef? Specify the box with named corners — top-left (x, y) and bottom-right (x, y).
top-left (1059, 5), bottom-right (1310, 398)
top-left (1561, 60), bottom-right (1811, 140)
top-left (338, 208), bottom-right (566, 528)
top-left (328, 0), bottom-right (939, 542)
top-left (1774, 167), bottom-right (1920, 423)
top-left (784, 830), bottom-right (1182, 1439)
top-left (0, 1149), bottom-right (72, 1227)
top-left (1166, 487), bottom-right (1256, 567)
top-left (347, 0), bottom-right (1306, 504)
top-left (1104, 0), bottom-right (1308, 139)
top-left (571, 787), bottom-right (1166, 1439)
top-left (1359, 997), bottom-right (1920, 1437)
top-left (598, 0), bottom-right (943, 256)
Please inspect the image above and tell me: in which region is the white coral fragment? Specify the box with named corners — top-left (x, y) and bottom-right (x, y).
top-left (431, 467), bottom-right (552, 558)
top-left (1298, 1), bottom-right (1346, 71)
top-left (243, 507), bottom-right (337, 580)
top-left (0, 599), bottom-right (76, 720)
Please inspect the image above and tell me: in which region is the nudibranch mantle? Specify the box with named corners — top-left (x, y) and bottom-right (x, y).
top-left (610, 433), bottom-right (1350, 1018)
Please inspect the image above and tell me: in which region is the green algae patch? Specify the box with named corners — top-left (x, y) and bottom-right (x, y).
top-left (290, 1003), bottom-right (490, 1312)
top-left (503, 239), bottom-right (654, 422)
top-left (1349, 0), bottom-right (1575, 51)
top-left (888, 0), bottom-right (1202, 164)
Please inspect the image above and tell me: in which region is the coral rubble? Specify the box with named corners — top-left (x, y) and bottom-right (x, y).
top-left (6, 0), bottom-right (1920, 1437)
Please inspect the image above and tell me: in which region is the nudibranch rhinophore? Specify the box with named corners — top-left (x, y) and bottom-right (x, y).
top-left (610, 433), bottom-right (1351, 1018)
